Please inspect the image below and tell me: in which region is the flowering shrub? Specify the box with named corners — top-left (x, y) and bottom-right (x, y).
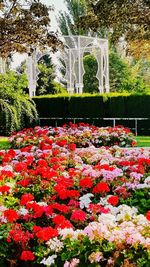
top-left (9, 122), bottom-right (136, 149)
top-left (0, 140), bottom-right (149, 266)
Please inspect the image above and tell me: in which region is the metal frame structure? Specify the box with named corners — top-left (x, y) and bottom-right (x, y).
top-left (0, 35), bottom-right (110, 97)
top-left (62, 35), bottom-right (110, 94)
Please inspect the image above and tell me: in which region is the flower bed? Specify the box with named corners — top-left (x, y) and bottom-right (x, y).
top-left (0, 140), bottom-right (149, 266)
top-left (9, 122), bottom-right (136, 149)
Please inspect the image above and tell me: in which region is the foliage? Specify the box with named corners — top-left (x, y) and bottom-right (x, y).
top-left (82, 0), bottom-right (150, 58)
top-left (120, 188), bottom-right (150, 214)
top-left (33, 94), bottom-right (150, 128)
top-left (0, 0), bottom-right (62, 57)
top-left (51, 81), bottom-right (67, 95)
top-left (57, 0), bottom-right (87, 35)
top-left (36, 55), bottom-right (56, 95)
top-left (82, 51), bottom-right (144, 93)
top-left (0, 70), bottom-right (28, 93)
top-left (83, 54), bottom-right (99, 93)
top-left (36, 55), bottom-right (67, 95)
top-left (0, 71), bottom-right (38, 135)
top-left (109, 50), bottom-right (149, 93)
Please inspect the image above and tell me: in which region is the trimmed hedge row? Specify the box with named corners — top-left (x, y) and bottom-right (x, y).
top-left (33, 94), bottom-right (150, 119)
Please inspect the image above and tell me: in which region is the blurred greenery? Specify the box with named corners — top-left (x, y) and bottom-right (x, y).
top-left (0, 71), bottom-right (38, 135)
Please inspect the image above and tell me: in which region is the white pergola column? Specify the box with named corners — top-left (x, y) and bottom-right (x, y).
top-left (0, 57), bottom-right (6, 73)
top-left (26, 50), bottom-right (37, 97)
top-left (104, 41), bottom-right (110, 93)
top-left (68, 49), bottom-right (74, 93)
top-left (99, 46), bottom-right (104, 93)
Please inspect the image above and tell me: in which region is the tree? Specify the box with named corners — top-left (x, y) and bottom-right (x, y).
top-left (109, 50), bottom-right (131, 92)
top-left (57, 0), bottom-right (87, 35)
top-left (82, 0), bottom-right (150, 58)
top-left (0, 71), bottom-right (38, 134)
top-left (16, 55), bottom-right (67, 95)
top-left (0, 0), bottom-right (62, 57)
top-left (37, 55), bottom-right (66, 95)
top-left (36, 55), bottom-right (56, 95)
top-left (83, 54), bottom-right (99, 93)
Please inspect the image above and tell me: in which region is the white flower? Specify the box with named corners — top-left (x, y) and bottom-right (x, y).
top-left (37, 201), bottom-right (47, 206)
top-left (59, 228), bottom-right (84, 240)
top-left (19, 207), bottom-right (28, 216)
top-left (144, 176), bottom-right (150, 184)
top-left (46, 238), bottom-right (64, 252)
top-left (79, 193), bottom-right (94, 209)
top-left (98, 213), bottom-right (117, 226)
top-left (40, 254), bottom-right (57, 266)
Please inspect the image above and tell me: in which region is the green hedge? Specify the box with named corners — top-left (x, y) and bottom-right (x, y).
top-left (33, 94), bottom-right (150, 119)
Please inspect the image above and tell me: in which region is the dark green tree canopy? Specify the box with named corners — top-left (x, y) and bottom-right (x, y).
top-left (0, 0), bottom-right (62, 57)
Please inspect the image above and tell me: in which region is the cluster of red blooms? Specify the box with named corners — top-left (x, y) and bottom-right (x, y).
top-left (9, 123), bottom-right (136, 149)
top-left (92, 182), bottom-right (110, 194)
top-left (20, 251), bottom-right (35, 261)
top-left (0, 129), bottom-right (150, 263)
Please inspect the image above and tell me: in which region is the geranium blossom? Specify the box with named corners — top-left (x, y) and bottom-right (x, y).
top-left (0, 124), bottom-right (149, 266)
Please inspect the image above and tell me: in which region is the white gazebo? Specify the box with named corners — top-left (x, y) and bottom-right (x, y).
top-left (0, 35), bottom-right (110, 97)
top-left (62, 35), bottom-right (110, 94)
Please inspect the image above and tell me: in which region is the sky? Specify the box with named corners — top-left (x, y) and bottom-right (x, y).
top-left (42, 0), bottom-right (67, 30)
top-left (12, 0), bottom-right (68, 68)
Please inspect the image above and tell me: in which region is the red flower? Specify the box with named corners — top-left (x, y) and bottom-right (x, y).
top-left (0, 185), bottom-right (10, 193)
top-left (4, 209), bottom-right (19, 222)
top-left (131, 141), bottom-right (137, 147)
top-left (32, 225), bottom-right (42, 233)
top-left (146, 210), bottom-right (150, 221)
top-left (14, 162), bottom-right (27, 172)
top-left (1, 170), bottom-right (14, 178)
top-left (52, 203), bottom-right (69, 213)
top-left (88, 204), bottom-right (103, 214)
top-left (71, 209), bottom-right (86, 222)
top-left (17, 178), bottom-right (31, 187)
top-left (52, 214), bottom-right (66, 225)
top-left (35, 227), bottom-right (58, 241)
top-left (68, 143), bottom-right (76, 151)
top-left (52, 149), bottom-right (60, 156)
top-left (20, 251), bottom-right (35, 261)
top-left (56, 139), bottom-right (67, 147)
top-left (52, 215), bottom-right (73, 229)
top-left (107, 196), bottom-right (119, 206)
top-left (20, 193), bottom-right (34, 206)
top-left (92, 182), bottom-right (110, 194)
top-left (68, 200), bottom-right (79, 208)
top-left (8, 227), bottom-right (33, 244)
top-left (37, 159), bottom-right (48, 167)
top-left (79, 177), bottom-right (93, 188)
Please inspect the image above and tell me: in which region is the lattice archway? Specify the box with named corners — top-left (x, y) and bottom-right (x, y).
top-left (62, 35), bottom-right (110, 94)
top-left (4, 35), bottom-right (110, 97)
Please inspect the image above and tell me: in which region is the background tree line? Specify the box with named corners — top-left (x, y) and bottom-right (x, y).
top-left (0, 0), bottom-right (150, 134)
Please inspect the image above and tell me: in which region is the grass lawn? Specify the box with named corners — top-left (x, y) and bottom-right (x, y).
top-left (135, 136), bottom-right (150, 147)
top-left (0, 136), bottom-right (150, 150)
top-left (0, 137), bottom-right (11, 149)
